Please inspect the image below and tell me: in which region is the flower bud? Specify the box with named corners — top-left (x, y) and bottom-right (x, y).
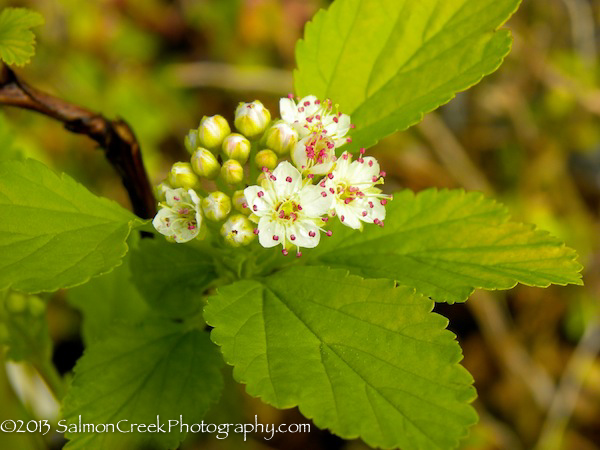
top-left (191, 148), bottom-right (220, 180)
top-left (264, 121), bottom-right (298, 156)
top-left (154, 181), bottom-right (171, 202)
top-left (167, 162), bottom-right (200, 190)
top-left (198, 115), bottom-right (231, 150)
top-left (256, 172), bottom-right (267, 185)
top-left (254, 149), bottom-right (278, 170)
top-left (232, 190), bottom-right (251, 215)
top-left (27, 296), bottom-right (46, 318)
top-left (221, 214), bottom-right (256, 247)
top-left (220, 159), bottom-right (245, 184)
top-left (234, 100), bottom-right (271, 139)
top-left (202, 191), bottom-right (232, 221)
top-left (222, 133), bottom-right (251, 163)
top-left (5, 292), bottom-right (27, 314)
top-left (184, 129), bottom-right (199, 154)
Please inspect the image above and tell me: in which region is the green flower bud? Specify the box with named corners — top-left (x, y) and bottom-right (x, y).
top-left (256, 172), bottom-right (267, 185)
top-left (5, 292), bottom-right (27, 314)
top-left (234, 100), bottom-right (271, 139)
top-left (232, 190), bottom-right (251, 215)
top-left (154, 181), bottom-right (172, 202)
top-left (202, 191), bottom-right (232, 221)
top-left (221, 214), bottom-right (256, 247)
top-left (222, 133), bottom-right (251, 163)
top-left (264, 121), bottom-right (298, 156)
top-left (167, 162), bottom-right (200, 190)
top-left (184, 129), bottom-right (199, 154)
top-left (220, 159), bottom-right (245, 185)
top-left (27, 296), bottom-right (46, 318)
top-left (254, 149), bottom-right (278, 170)
top-left (191, 148), bottom-right (221, 180)
top-left (198, 115), bottom-right (231, 150)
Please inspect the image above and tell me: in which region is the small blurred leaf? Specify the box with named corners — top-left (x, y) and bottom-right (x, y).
top-left (62, 320), bottom-right (223, 450)
top-left (0, 8), bottom-right (44, 66)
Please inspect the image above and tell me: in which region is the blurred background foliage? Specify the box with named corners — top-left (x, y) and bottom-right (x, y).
top-left (0, 0), bottom-right (599, 449)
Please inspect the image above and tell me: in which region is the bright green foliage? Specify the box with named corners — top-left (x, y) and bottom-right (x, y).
top-left (62, 321), bottom-right (223, 450)
top-left (0, 159), bottom-right (140, 293)
top-left (205, 266), bottom-right (477, 449)
top-left (295, 0), bottom-right (521, 151)
top-left (0, 291), bottom-right (51, 362)
top-left (0, 8), bottom-right (44, 66)
top-left (68, 252), bottom-right (148, 345)
top-left (309, 189), bottom-right (582, 303)
top-left (130, 238), bottom-right (216, 318)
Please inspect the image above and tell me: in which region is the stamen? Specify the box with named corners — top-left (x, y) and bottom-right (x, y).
top-left (286, 176), bottom-right (293, 183)
top-left (326, 230), bottom-right (333, 237)
top-left (309, 231), bottom-right (316, 237)
top-left (290, 234), bottom-right (296, 241)
top-left (321, 192), bottom-right (327, 197)
top-left (253, 229), bottom-right (259, 235)
top-left (296, 251), bottom-right (302, 258)
top-left (257, 191), bottom-right (264, 198)
top-left (282, 249), bottom-right (289, 256)
top-left (273, 235), bottom-right (279, 241)
top-left (381, 199), bottom-right (387, 205)
top-left (327, 173), bottom-right (334, 179)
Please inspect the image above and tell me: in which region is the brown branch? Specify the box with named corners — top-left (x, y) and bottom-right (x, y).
top-left (0, 64), bottom-right (156, 219)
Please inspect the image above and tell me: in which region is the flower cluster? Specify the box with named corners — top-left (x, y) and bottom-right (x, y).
top-left (152, 95), bottom-right (391, 256)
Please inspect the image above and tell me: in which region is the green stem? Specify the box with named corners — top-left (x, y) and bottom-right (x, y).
top-left (33, 357), bottom-right (66, 402)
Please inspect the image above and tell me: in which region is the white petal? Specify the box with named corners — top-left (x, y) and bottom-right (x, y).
top-left (279, 98), bottom-right (297, 123)
top-left (334, 203), bottom-right (363, 230)
top-left (165, 188), bottom-right (188, 206)
top-left (291, 140), bottom-right (309, 171)
top-left (335, 114), bottom-right (351, 137)
top-left (258, 217), bottom-right (285, 248)
top-left (347, 157), bottom-right (380, 185)
top-left (309, 159), bottom-right (335, 176)
top-left (152, 208), bottom-right (176, 235)
top-left (271, 161), bottom-right (302, 199)
top-left (244, 185), bottom-right (274, 217)
top-left (288, 220), bottom-right (321, 248)
top-left (298, 184), bottom-right (332, 218)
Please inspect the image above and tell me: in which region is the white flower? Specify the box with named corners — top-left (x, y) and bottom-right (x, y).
top-left (244, 161), bottom-right (332, 256)
top-left (153, 188), bottom-right (204, 243)
top-left (291, 132), bottom-right (337, 176)
top-left (323, 151), bottom-right (391, 230)
top-left (279, 95), bottom-right (352, 145)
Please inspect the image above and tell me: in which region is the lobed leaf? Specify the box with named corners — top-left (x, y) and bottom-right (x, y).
top-left (0, 7), bottom-right (44, 66)
top-left (295, 0), bottom-right (521, 151)
top-left (205, 266), bottom-right (477, 449)
top-left (130, 238), bottom-right (217, 319)
top-left (62, 320), bottom-right (223, 450)
top-left (308, 189), bottom-right (583, 303)
top-left (0, 158), bottom-right (140, 293)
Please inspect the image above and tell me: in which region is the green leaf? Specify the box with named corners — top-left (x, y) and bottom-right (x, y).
top-left (62, 320), bottom-right (223, 450)
top-left (205, 266), bottom-right (476, 449)
top-left (0, 8), bottom-right (44, 66)
top-left (308, 189), bottom-right (583, 303)
top-left (294, 0), bottom-right (521, 151)
top-left (67, 251), bottom-right (148, 345)
top-left (130, 238), bottom-right (217, 318)
top-left (0, 158), bottom-right (140, 293)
